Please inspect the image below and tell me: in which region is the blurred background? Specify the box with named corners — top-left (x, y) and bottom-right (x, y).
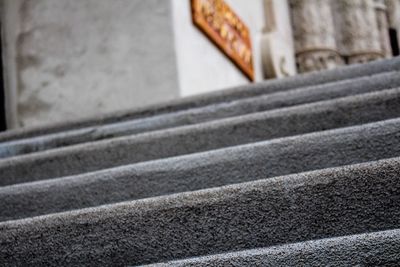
top-left (0, 0), bottom-right (399, 130)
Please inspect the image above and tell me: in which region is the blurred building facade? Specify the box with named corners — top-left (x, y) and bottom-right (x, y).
top-left (0, 0), bottom-right (399, 129)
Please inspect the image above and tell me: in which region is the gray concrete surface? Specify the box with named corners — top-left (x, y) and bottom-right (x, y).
top-left (1, 157), bottom-right (399, 266)
top-left (1, 88), bottom-right (400, 185)
top-left (1, 118), bottom-right (400, 220)
top-left (1, 58), bottom-right (399, 266)
top-left (3, 0), bottom-right (180, 128)
top-left (1, 70), bottom-right (399, 158)
top-left (1, 57), bottom-right (399, 142)
top-left (3, 0), bottom-right (268, 128)
top-left (141, 229), bottom-right (400, 267)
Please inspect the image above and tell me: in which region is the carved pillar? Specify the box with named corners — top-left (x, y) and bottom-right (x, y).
top-left (375, 0), bottom-right (392, 57)
top-left (332, 0), bottom-right (384, 64)
top-left (289, 0), bottom-right (344, 73)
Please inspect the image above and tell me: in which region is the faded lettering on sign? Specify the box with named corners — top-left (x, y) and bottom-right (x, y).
top-left (191, 0), bottom-right (254, 81)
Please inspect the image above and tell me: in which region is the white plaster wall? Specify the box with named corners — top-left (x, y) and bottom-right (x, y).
top-left (7, 0), bottom-right (180, 128)
top-left (172, 0), bottom-right (265, 97)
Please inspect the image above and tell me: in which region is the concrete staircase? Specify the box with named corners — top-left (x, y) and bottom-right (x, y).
top-left (1, 58), bottom-right (400, 266)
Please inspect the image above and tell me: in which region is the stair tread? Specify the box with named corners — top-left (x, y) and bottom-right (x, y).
top-left (1, 70), bottom-right (399, 157)
top-left (1, 57), bottom-right (399, 142)
top-left (1, 88), bottom-right (400, 185)
top-left (1, 157), bottom-right (399, 266)
top-left (2, 59), bottom-right (400, 266)
top-left (140, 229), bottom-right (400, 267)
top-left (2, 117), bottom-right (400, 220)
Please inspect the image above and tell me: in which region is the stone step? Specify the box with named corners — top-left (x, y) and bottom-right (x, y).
top-left (1, 88), bottom-right (400, 186)
top-left (1, 157), bottom-right (399, 266)
top-left (140, 229), bottom-right (400, 267)
top-left (1, 71), bottom-right (400, 158)
top-left (1, 57), bottom-right (399, 143)
top-left (2, 118), bottom-right (400, 221)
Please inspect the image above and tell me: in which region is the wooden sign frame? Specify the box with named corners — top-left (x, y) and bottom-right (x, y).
top-left (191, 0), bottom-right (255, 81)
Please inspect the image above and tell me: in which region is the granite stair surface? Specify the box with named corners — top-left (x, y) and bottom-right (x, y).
top-left (1, 70), bottom-right (400, 158)
top-left (1, 58), bottom-right (400, 266)
top-left (1, 56), bottom-right (400, 143)
top-left (141, 229), bottom-right (400, 267)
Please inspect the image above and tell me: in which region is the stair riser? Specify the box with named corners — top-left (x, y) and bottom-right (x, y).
top-left (2, 89), bottom-right (400, 185)
top-left (141, 229), bottom-right (400, 267)
top-left (1, 58), bottom-right (400, 143)
top-left (2, 119), bottom-right (400, 221)
top-left (2, 71), bottom-right (400, 158)
top-left (1, 158), bottom-right (399, 266)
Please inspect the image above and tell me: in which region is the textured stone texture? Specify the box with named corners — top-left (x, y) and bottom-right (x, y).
top-left (289, 0), bottom-right (344, 72)
top-left (0, 58), bottom-right (399, 266)
top-left (1, 118), bottom-right (400, 221)
top-left (333, 0), bottom-right (384, 63)
top-left (141, 229), bottom-right (400, 267)
top-left (1, 88), bottom-right (400, 185)
top-left (375, 0), bottom-right (392, 58)
top-left (1, 70), bottom-right (399, 158)
top-left (1, 56), bottom-right (399, 143)
top-left (1, 158), bottom-right (399, 266)
top-left (289, 0), bottom-right (337, 51)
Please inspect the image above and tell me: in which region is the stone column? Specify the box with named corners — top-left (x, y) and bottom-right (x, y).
top-left (332, 0), bottom-right (384, 64)
top-left (288, 0), bottom-right (344, 73)
top-left (386, 0), bottom-right (400, 50)
top-left (375, 0), bottom-right (392, 57)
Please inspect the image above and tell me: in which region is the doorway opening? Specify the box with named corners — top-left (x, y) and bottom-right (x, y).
top-left (390, 28), bottom-right (400, 56)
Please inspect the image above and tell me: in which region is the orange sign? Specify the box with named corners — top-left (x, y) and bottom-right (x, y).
top-left (191, 0), bottom-right (254, 81)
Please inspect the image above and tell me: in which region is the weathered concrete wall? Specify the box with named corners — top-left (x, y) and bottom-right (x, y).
top-left (172, 0), bottom-right (265, 97)
top-left (4, 0), bottom-right (180, 128)
top-left (2, 0), bottom-right (267, 128)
